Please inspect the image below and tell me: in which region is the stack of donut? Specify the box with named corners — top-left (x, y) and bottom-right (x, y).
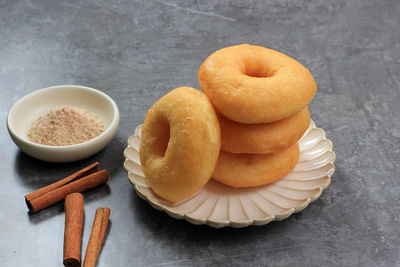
top-left (198, 44), bottom-right (317, 188)
top-left (140, 44), bottom-right (317, 202)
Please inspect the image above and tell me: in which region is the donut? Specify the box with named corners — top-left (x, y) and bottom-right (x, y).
top-left (212, 143), bottom-right (300, 188)
top-left (219, 106), bottom-right (310, 154)
top-left (198, 44), bottom-right (317, 124)
top-left (139, 87), bottom-right (221, 202)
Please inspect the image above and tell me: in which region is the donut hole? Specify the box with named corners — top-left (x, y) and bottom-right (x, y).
top-left (244, 68), bottom-right (275, 78)
top-left (151, 115), bottom-right (170, 158)
top-left (242, 56), bottom-right (275, 78)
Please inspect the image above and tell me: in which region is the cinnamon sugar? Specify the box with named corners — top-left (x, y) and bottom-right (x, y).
top-left (28, 106), bottom-right (105, 146)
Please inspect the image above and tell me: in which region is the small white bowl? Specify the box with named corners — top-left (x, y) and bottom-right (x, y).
top-left (7, 85), bottom-right (120, 162)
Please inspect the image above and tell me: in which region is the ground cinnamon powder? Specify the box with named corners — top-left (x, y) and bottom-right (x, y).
top-left (28, 106), bottom-right (105, 146)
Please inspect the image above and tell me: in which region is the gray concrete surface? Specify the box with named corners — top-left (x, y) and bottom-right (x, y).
top-left (1, 0), bottom-right (399, 266)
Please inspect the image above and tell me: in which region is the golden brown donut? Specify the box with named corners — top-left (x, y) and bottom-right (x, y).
top-left (219, 106), bottom-right (310, 154)
top-left (212, 143), bottom-right (300, 188)
top-left (198, 44), bottom-right (317, 124)
top-left (140, 87), bottom-right (221, 202)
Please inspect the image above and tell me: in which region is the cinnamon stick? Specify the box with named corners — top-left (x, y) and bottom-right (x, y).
top-left (25, 162), bottom-right (109, 213)
top-left (83, 207), bottom-right (111, 267)
top-left (63, 193), bottom-right (84, 267)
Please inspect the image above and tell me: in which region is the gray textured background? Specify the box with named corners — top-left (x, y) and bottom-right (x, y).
top-left (1, 0), bottom-right (399, 266)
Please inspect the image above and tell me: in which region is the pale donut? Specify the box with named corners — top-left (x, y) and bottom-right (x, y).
top-left (219, 106), bottom-right (310, 154)
top-left (198, 44), bottom-right (317, 124)
top-left (212, 143), bottom-right (300, 188)
top-left (140, 87), bottom-right (221, 202)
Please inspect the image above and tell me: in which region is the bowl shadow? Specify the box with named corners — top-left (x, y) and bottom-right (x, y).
top-left (15, 133), bottom-right (126, 189)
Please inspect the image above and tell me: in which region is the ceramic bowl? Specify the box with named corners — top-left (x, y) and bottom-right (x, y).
top-left (7, 85), bottom-right (119, 162)
top-left (124, 120), bottom-right (335, 228)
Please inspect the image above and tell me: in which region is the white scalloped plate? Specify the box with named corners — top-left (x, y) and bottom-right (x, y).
top-left (124, 120), bottom-right (335, 228)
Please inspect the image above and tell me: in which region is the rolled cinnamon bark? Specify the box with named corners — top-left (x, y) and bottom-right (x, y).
top-left (83, 207), bottom-right (111, 267)
top-left (63, 193), bottom-right (84, 267)
top-left (25, 162), bottom-right (109, 213)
